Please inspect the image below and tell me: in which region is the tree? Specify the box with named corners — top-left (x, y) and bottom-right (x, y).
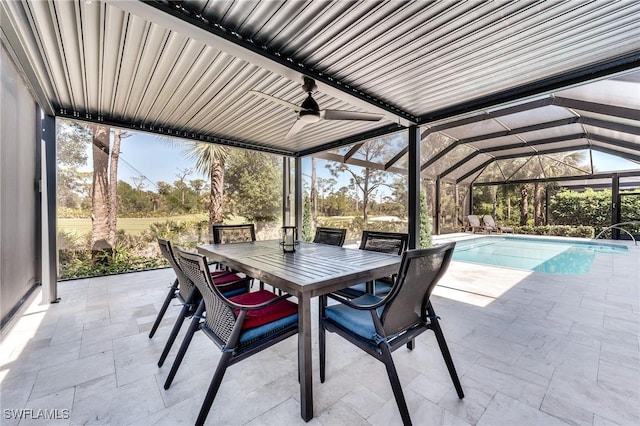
top-left (57, 120), bottom-right (90, 209)
top-left (186, 143), bottom-right (228, 224)
top-left (311, 157), bottom-right (318, 224)
top-left (117, 181), bottom-right (154, 215)
top-left (108, 129), bottom-right (128, 243)
top-left (534, 182), bottom-right (543, 225)
top-left (519, 184), bottom-right (529, 225)
top-left (317, 176), bottom-right (337, 215)
top-left (302, 195), bottom-right (312, 242)
top-left (224, 150), bottom-right (282, 223)
top-left (175, 167), bottom-right (193, 207)
top-left (419, 191), bottom-right (432, 248)
top-left (89, 124), bottom-right (111, 250)
top-left (326, 139), bottom-right (390, 223)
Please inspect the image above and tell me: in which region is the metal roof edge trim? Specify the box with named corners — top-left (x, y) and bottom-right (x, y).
top-left (417, 53), bottom-right (640, 125)
top-left (56, 110), bottom-right (296, 157)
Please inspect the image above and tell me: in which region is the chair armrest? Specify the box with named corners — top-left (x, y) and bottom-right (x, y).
top-left (224, 293), bottom-right (294, 311)
top-left (215, 276), bottom-right (252, 289)
top-left (326, 292), bottom-right (387, 310)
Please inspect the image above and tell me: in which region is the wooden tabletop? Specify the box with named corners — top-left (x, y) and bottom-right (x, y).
top-left (197, 240), bottom-right (401, 297)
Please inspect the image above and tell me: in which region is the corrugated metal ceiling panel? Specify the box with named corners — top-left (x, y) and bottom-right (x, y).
top-left (3, 0), bottom-right (639, 164)
top-left (182, 0), bottom-right (640, 117)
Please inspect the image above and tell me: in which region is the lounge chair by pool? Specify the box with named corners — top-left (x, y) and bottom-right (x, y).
top-left (482, 215), bottom-right (514, 233)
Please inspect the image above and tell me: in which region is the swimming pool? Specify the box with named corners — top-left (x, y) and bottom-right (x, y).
top-left (451, 236), bottom-right (628, 274)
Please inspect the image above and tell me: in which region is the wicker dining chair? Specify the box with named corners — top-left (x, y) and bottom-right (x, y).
top-left (210, 223), bottom-right (256, 244)
top-left (319, 243), bottom-right (464, 425)
top-left (152, 238), bottom-right (251, 368)
top-left (334, 230), bottom-right (409, 299)
top-left (165, 248), bottom-right (299, 426)
top-left (313, 227), bottom-right (347, 246)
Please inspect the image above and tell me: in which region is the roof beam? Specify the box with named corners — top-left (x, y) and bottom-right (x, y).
top-left (420, 98), bottom-right (553, 139)
top-left (343, 143), bottom-right (364, 161)
top-left (553, 97), bottom-right (640, 120)
top-left (590, 145), bottom-right (640, 164)
top-left (580, 117), bottom-right (640, 135)
top-left (297, 124), bottom-right (403, 157)
top-left (418, 53), bottom-right (640, 124)
top-left (112, 0), bottom-right (415, 127)
top-left (437, 133), bottom-right (588, 179)
top-left (312, 152), bottom-right (406, 175)
top-left (421, 117), bottom-right (580, 171)
top-left (588, 134), bottom-right (640, 152)
top-left (455, 145), bottom-right (591, 183)
top-left (473, 170), bottom-right (640, 187)
top-left (385, 147), bottom-right (408, 170)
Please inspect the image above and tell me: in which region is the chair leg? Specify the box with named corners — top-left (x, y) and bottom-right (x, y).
top-left (195, 351), bottom-right (233, 426)
top-left (149, 280), bottom-right (178, 338)
top-left (164, 301), bottom-right (205, 389)
top-left (380, 343), bottom-right (412, 426)
top-left (406, 339), bottom-right (414, 350)
top-left (158, 301), bottom-right (191, 367)
top-left (432, 319), bottom-right (464, 399)
top-left (319, 296), bottom-right (326, 383)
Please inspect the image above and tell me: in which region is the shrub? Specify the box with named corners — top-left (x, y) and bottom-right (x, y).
top-left (513, 225), bottom-right (594, 238)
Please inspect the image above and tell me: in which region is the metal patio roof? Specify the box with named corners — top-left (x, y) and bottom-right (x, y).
top-left (1, 0), bottom-right (639, 182)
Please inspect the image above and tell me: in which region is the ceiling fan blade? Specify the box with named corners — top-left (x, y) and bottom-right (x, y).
top-left (248, 90), bottom-right (302, 112)
top-left (285, 119), bottom-right (307, 139)
top-left (321, 110), bottom-right (384, 121)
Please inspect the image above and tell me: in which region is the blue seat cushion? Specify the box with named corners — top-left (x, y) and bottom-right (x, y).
top-left (343, 279), bottom-right (393, 297)
top-left (239, 313), bottom-right (298, 345)
top-left (324, 294), bottom-right (385, 341)
top-left (221, 287), bottom-right (247, 298)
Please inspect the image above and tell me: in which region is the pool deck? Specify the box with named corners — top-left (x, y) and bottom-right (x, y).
top-left (1, 235), bottom-right (638, 425)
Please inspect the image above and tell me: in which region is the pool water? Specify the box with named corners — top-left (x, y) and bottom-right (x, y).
top-left (451, 236), bottom-right (628, 274)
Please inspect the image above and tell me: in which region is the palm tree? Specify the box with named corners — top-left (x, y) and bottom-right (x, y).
top-left (186, 142), bottom-right (229, 224)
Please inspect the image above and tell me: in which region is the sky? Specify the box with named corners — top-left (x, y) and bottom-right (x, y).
top-left (92, 131), bottom-right (361, 195)
top-left (80, 129), bottom-right (639, 195)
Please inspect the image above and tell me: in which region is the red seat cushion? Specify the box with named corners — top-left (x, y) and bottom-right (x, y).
top-left (230, 290), bottom-right (298, 329)
top-left (212, 273), bottom-right (244, 284)
top-left (212, 273), bottom-right (247, 292)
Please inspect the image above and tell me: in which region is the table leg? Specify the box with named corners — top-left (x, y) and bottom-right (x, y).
top-left (298, 292), bottom-right (313, 421)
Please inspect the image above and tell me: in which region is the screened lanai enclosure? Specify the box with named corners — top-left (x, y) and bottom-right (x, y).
top-left (315, 71), bottom-right (640, 234)
top-left (2, 0), bottom-right (640, 319)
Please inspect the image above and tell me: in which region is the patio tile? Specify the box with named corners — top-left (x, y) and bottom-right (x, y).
top-left (541, 368), bottom-right (640, 426)
top-left (70, 376), bottom-right (164, 425)
top-left (597, 359), bottom-right (640, 397)
top-left (30, 351), bottom-right (115, 400)
top-left (2, 243), bottom-right (639, 425)
top-left (478, 392), bottom-right (569, 426)
top-left (0, 370), bottom-right (39, 426)
top-left (339, 384), bottom-right (387, 419)
top-left (437, 376), bottom-right (495, 425)
top-left (20, 387), bottom-right (74, 426)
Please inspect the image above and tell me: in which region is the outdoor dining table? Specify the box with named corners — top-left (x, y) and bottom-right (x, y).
top-left (197, 240), bottom-right (401, 421)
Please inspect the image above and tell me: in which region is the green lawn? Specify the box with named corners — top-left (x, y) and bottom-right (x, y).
top-left (58, 214), bottom-right (208, 235)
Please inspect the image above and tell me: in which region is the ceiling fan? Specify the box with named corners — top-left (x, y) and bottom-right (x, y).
top-left (248, 77), bottom-right (385, 139)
